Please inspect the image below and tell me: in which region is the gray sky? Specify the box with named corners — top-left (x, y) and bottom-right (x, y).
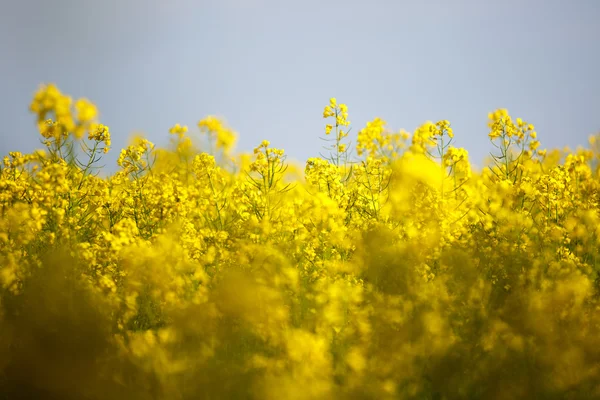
top-left (1, 0), bottom-right (599, 171)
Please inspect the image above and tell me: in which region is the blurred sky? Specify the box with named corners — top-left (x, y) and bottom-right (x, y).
top-left (1, 0), bottom-right (599, 171)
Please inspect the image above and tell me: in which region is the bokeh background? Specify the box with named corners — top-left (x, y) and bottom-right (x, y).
top-left (1, 0), bottom-right (598, 170)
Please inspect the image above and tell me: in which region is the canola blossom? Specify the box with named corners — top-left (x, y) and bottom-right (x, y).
top-left (1, 83), bottom-right (600, 399)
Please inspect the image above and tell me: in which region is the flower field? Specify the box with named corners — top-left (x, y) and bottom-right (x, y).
top-left (1, 84), bottom-right (600, 399)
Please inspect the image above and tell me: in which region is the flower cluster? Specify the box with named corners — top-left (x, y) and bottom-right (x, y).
top-left (30, 83), bottom-right (99, 141)
top-left (88, 123), bottom-right (112, 153)
top-left (197, 116), bottom-right (237, 155)
top-left (116, 137), bottom-right (155, 174)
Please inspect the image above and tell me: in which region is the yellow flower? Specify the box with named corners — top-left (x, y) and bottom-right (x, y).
top-left (198, 116), bottom-right (237, 154)
top-left (169, 123), bottom-right (188, 138)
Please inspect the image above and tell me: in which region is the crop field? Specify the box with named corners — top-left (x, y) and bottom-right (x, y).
top-left (1, 84), bottom-right (600, 399)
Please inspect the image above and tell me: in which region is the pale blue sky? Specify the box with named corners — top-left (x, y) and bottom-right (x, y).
top-left (1, 0), bottom-right (599, 170)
